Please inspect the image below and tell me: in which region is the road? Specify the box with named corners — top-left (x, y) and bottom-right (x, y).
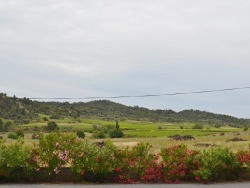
top-left (0, 183), bottom-right (249, 188)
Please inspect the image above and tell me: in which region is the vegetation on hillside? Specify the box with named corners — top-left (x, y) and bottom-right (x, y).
top-left (0, 93), bottom-right (249, 127)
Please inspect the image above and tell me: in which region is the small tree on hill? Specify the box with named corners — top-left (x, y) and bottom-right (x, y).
top-left (115, 120), bottom-right (119, 129)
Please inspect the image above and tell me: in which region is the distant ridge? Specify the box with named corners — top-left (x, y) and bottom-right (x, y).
top-left (0, 93), bottom-right (249, 127)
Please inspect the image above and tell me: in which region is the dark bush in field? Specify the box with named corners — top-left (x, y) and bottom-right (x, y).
top-left (109, 128), bottom-right (124, 138)
top-left (15, 129), bottom-right (24, 138)
top-left (45, 121), bottom-right (59, 132)
top-left (76, 130), bottom-right (85, 138)
top-left (7, 132), bottom-right (18, 139)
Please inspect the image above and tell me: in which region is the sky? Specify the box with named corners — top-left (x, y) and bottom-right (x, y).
top-left (1, 0), bottom-right (250, 118)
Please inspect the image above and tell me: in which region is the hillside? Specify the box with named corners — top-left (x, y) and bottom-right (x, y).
top-left (0, 93), bottom-right (249, 127)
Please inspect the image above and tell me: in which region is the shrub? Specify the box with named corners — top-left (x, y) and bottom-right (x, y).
top-left (194, 148), bottom-right (241, 181)
top-left (109, 128), bottom-right (124, 138)
top-left (92, 131), bottom-right (106, 139)
top-left (113, 143), bottom-right (155, 183)
top-left (236, 150), bottom-right (250, 170)
top-left (0, 140), bottom-right (34, 180)
top-left (45, 121), bottom-right (59, 132)
top-left (76, 130), bottom-right (85, 138)
top-left (71, 141), bottom-right (118, 182)
top-left (15, 129), bottom-right (24, 138)
top-left (192, 124), bottom-right (203, 129)
top-left (158, 126), bottom-right (163, 130)
top-left (30, 132), bottom-right (80, 175)
top-left (160, 145), bottom-right (200, 183)
top-left (8, 133), bottom-right (18, 140)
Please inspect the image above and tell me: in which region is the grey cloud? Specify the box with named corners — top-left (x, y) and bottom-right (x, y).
top-left (1, 0), bottom-right (250, 118)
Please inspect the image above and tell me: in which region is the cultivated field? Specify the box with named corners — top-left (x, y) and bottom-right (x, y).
top-left (0, 117), bottom-right (248, 152)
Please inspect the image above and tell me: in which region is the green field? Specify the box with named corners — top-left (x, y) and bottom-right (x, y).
top-left (0, 117), bottom-right (248, 152)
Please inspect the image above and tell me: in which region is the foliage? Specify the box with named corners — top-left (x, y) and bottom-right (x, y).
top-left (45, 121), bottom-right (59, 132)
top-left (15, 129), bottom-right (24, 138)
top-left (192, 124), bottom-right (203, 129)
top-left (0, 93), bottom-right (249, 127)
top-left (8, 132), bottom-right (18, 140)
top-left (0, 140), bottom-right (34, 180)
top-left (109, 128), bottom-right (124, 138)
top-left (112, 143), bottom-right (155, 183)
top-left (76, 130), bottom-right (85, 138)
top-left (71, 140), bottom-right (118, 182)
top-left (0, 134), bottom-right (249, 183)
top-left (92, 131), bottom-right (106, 139)
top-left (194, 148), bottom-right (241, 181)
top-left (236, 149), bottom-right (250, 170)
top-left (160, 145), bottom-right (200, 183)
top-left (30, 132), bottom-right (80, 175)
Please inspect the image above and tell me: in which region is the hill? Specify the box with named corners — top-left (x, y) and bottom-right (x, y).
top-left (0, 93), bottom-right (249, 127)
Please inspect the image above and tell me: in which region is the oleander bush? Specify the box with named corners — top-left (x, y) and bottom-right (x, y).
top-left (0, 139), bottom-right (34, 181)
top-left (0, 132), bottom-right (249, 183)
top-left (194, 148), bottom-right (241, 181)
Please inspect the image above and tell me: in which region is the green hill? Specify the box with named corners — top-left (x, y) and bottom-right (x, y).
top-left (0, 93), bottom-right (249, 127)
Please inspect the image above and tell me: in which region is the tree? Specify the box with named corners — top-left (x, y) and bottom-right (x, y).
top-left (115, 120), bottom-right (120, 129)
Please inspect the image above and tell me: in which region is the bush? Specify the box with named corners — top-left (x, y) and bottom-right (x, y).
top-left (93, 131), bottom-right (106, 139)
top-left (109, 128), bottom-right (124, 138)
top-left (0, 140), bottom-right (34, 180)
top-left (45, 121), bottom-right (59, 132)
top-left (160, 145), bottom-right (200, 183)
top-left (192, 124), bottom-right (203, 129)
top-left (236, 150), bottom-right (250, 170)
top-left (71, 141), bottom-right (118, 182)
top-left (194, 148), bottom-right (241, 181)
top-left (30, 132), bottom-right (80, 175)
top-left (15, 129), bottom-right (24, 138)
top-left (76, 130), bottom-right (85, 138)
top-left (8, 133), bottom-right (18, 140)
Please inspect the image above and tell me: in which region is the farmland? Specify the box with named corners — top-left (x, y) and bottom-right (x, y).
top-left (0, 94), bottom-right (249, 152)
top-left (0, 117), bottom-right (246, 152)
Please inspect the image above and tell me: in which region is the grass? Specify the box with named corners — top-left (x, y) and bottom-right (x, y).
top-left (1, 117), bottom-right (248, 152)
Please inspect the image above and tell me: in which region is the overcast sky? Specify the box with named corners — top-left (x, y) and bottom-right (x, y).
top-left (1, 0), bottom-right (250, 118)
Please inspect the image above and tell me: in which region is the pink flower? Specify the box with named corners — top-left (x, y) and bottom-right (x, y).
top-left (195, 176), bottom-right (200, 181)
top-left (54, 167), bottom-right (60, 174)
top-left (55, 142), bottom-right (60, 147)
top-left (115, 167), bottom-right (121, 172)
